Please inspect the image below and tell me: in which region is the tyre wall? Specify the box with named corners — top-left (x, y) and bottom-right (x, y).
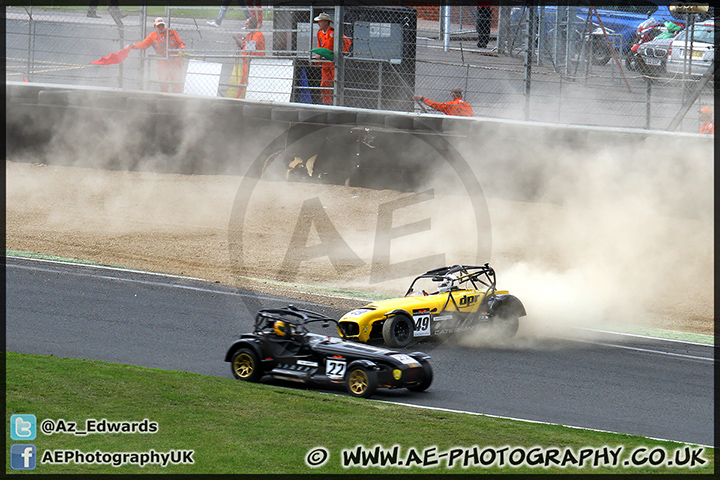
top-left (6, 82), bottom-right (712, 197)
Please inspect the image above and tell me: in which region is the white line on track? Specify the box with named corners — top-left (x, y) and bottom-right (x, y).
top-left (559, 336), bottom-right (713, 363)
top-left (7, 255), bottom-right (208, 282)
top-left (573, 327), bottom-right (714, 347)
top-left (6, 256), bottom-right (318, 306)
top-left (374, 400), bottom-right (715, 448)
top-left (6, 255), bottom-right (367, 300)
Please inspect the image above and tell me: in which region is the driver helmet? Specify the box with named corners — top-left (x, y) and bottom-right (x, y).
top-left (273, 320), bottom-right (287, 337)
top-left (438, 273), bottom-right (458, 293)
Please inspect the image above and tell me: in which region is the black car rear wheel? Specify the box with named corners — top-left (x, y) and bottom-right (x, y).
top-left (382, 314), bottom-right (414, 348)
top-left (231, 348), bottom-right (262, 382)
top-left (346, 366), bottom-right (378, 398)
top-left (407, 360), bottom-right (433, 392)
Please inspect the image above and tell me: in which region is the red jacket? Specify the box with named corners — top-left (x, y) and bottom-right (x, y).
top-left (423, 97), bottom-right (474, 117)
top-left (133, 30), bottom-right (185, 56)
top-left (700, 121), bottom-right (714, 134)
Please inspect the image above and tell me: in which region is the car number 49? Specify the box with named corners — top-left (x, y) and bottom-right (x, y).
top-left (413, 314), bottom-right (431, 337)
top-left (326, 359), bottom-right (347, 378)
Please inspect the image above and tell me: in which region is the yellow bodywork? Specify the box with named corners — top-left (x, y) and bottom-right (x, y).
top-left (339, 289), bottom-right (509, 343)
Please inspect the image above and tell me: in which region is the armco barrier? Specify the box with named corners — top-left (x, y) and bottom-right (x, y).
top-left (6, 82), bottom-right (712, 195)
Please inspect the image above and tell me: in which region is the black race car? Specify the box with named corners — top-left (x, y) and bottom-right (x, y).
top-left (224, 305), bottom-right (433, 398)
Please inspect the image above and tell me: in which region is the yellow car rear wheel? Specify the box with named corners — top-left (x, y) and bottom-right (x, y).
top-left (493, 306), bottom-right (519, 338)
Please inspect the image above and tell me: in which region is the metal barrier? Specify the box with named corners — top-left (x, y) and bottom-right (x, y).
top-left (4, 3), bottom-right (715, 134)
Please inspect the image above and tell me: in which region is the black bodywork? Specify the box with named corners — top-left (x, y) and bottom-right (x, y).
top-left (224, 306), bottom-right (432, 398)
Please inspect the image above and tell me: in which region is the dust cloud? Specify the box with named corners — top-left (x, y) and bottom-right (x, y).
top-left (5, 98), bottom-right (714, 340)
top-left (456, 133), bottom-right (714, 339)
top-left (236, 125), bottom-right (713, 339)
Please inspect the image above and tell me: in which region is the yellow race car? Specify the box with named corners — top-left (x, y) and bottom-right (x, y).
top-left (338, 264), bottom-right (526, 347)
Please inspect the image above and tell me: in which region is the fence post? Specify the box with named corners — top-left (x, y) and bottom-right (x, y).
top-left (26, 7), bottom-right (34, 81)
top-left (681, 12), bottom-right (696, 104)
top-left (441, 4), bottom-right (451, 52)
top-left (496, 5), bottom-right (509, 54)
top-left (377, 63), bottom-right (383, 110)
top-left (333, 6), bottom-right (345, 106)
top-left (139, 6), bottom-right (148, 90)
top-left (524, 5), bottom-right (534, 121)
top-left (645, 77), bottom-right (652, 129)
top-left (118, 27), bottom-right (125, 88)
top-left (537, 4), bottom-right (544, 67)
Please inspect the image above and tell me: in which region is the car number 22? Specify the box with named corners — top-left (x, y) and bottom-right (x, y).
top-left (326, 359), bottom-right (347, 379)
top-left (413, 314), bottom-right (431, 337)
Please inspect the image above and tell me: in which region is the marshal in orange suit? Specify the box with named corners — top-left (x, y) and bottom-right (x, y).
top-left (314, 12), bottom-right (351, 105)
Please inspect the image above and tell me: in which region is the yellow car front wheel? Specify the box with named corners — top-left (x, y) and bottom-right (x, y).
top-left (346, 367), bottom-right (378, 398)
top-left (382, 315), bottom-right (414, 348)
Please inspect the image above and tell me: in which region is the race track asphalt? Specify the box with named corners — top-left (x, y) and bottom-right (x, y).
top-left (5, 256), bottom-right (714, 447)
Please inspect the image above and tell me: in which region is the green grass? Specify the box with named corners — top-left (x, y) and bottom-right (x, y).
top-left (6, 352), bottom-right (714, 474)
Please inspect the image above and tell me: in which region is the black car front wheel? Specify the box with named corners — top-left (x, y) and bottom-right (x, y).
top-left (230, 348), bottom-right (262, 382)
top-left (382, 314), bottom-right (414, 348)
top-left (407, 360), bottom-right (433, 392)
top-left (346, 366), bottom-right (378, 398)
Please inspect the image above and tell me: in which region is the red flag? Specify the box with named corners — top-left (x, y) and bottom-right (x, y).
top-left (91, 45), bottom-right (132, 65)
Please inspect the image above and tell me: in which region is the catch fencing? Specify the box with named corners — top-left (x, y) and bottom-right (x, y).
top-left (4, 4), bottom-right (714, 134)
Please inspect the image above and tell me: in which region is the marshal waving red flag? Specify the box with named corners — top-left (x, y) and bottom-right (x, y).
top-left (91, 45), bottom-right (132, 65)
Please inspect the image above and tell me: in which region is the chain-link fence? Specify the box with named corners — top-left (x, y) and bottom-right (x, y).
top-left (494, 3), bottom-right (715, 132)
top-left (6, 6), bottom-right (137, 88)
top-left (5, 3), bottom-right (715, 133)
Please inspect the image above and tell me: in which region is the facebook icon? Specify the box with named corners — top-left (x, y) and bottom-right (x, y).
top-left (11, 444), bottom-right (37, 470)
